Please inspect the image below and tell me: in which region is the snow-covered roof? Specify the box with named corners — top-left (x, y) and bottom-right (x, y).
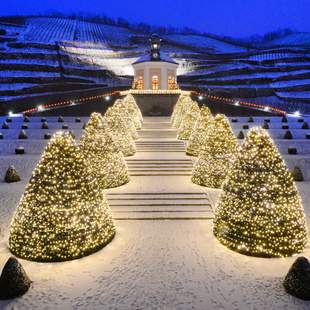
top-left (132, 52), bottom-right (178, 65)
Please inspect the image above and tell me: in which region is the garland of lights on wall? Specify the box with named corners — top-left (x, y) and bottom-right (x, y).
top-left (193, 92), bottom-right (286, 115)
top-left (22, 92), bottom-right (119, 115)
top-left (213, 127), bottom-right (308, 257)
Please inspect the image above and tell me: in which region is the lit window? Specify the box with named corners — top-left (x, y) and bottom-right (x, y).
top-left (137, 76), bottom-right (144, 90)
top-left (168, 76), bottom-right (177, 90)
top-left (152, 75), bottom-right (159, 90)
top-left (133, 76), bottom-right (144, 90)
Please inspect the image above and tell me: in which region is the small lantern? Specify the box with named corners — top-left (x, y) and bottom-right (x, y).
top-left (150, 34), bottom-right (162, 60)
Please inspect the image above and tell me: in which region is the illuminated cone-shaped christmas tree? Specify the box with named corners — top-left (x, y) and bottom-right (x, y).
top-left (84, 112), bottom-right (130, 155)
top-left (105, 105), bottom-right (139, 140)
top-left (84, 112), bottom-right (106, 135)
top-left (9, 132), bottom-right (116, 262)
top-left (172, 95), bottom-right (191, 129)
top-left (214, 127), bottom-right (308, 257)
top-left (103, 112), bottom-right (136, 157)
top-left (191, 114), bottom-right (238, 188)
top-left (80, 127), bottom-right (129, 189)
top-left (177, 99), bottom-right (200, 140)
top-left (171, 94), bottom-right (187, 127)
top-left (186, 105), bottom-right (213, 156)
top-left (114, 98), bottom-right (142, 130)
top-left (123, 94), bottom-right (143, 127)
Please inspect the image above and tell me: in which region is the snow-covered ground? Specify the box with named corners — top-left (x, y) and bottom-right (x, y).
top-left (276, 91), bottom-right (310, 99)
top-left (0, 116), bottom-right (309, 309)
top-left (0, 83), bottom-right (37, 91)
top-left (164, 34), bottom-right (246, 53)
top-left (271, 79), bottom-right (310, 89)
top-left (265, 32), bottom-right (310, 47)
top-left (248, 52), bottom-right (308, 61)
top-left (0, 70), bottom-right (59, 78)
top-left (0, 59), bottom-right (59, 66)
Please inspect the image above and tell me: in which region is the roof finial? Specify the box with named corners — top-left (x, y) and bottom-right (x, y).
top-left (150, 34), bottom-right (162, 60)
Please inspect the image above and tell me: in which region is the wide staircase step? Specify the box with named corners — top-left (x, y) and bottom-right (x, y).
top-left (107, 117), bottom-right (213, 220)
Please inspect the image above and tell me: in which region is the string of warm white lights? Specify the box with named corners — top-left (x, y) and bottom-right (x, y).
top-left (186, 105), bottom-right (213, 156)
top-left (9, 132), bottom-right (116, 262)
top-left (22, 91), bottom-right (119, 115)
top-left (191, 114), bottom-right (238, 188)
top-left (213, 127), bottom-right (308, 257)
top-left (193, 92), bottom-right (286, 115)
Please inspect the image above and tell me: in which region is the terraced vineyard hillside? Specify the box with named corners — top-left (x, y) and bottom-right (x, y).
top-left (0, 16), bottom-right (310, 113)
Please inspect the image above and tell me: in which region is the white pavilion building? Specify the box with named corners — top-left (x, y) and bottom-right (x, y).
top-left (132, 34), bottom-right (179, 91)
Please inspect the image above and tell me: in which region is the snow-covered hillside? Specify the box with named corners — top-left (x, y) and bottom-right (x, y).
top-left (0, 16), bottom-right (310, 113)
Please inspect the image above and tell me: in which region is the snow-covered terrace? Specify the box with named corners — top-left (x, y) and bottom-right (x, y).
top-left (0, 115), bottom-right (309, 309)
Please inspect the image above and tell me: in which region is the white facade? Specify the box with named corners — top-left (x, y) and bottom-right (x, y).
top-left (132, 60), bottom-right (178, 90)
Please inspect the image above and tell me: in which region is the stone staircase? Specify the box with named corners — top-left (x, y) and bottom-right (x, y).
top-left (106, 117), bottom-right (213, 220)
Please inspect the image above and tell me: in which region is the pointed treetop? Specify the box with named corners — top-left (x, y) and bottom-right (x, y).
top-left (85, 112), bottom-right (105, 133)
top-left (200, 105), bottom-right (211, 117)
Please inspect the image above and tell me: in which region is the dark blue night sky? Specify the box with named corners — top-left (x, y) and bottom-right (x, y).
top-left (0, 0), bottom-right (309, 37)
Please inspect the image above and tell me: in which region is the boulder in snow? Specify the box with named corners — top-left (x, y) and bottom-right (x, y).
top-left (18, 130), bottom-right (28, 139)
top-left (4, 166), bottom-right (21, 183)
top-left (0, 257), bottom-right (31, 300)
top-left (292, 166), bottom-right (304, 182)
top-left (283, 256), bottom-right (310, 300)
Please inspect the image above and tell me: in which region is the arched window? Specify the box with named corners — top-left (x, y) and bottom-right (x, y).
top-left (152, 75), bottom-right (159, 90)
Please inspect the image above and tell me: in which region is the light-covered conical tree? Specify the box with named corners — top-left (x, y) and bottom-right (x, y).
top-left (114, 98), bottom-right (142, 130)
top-left (191, 114), bottom-right (238, 188)
top-left (105, 105), bottom-right (139, 140)
top-left (214, 127), bottom-right (308, 257)
top-left (9, 132), bottom-right (116, 262)
top-left (80, 127), bottom-right (129, 189)
top-left (84, 112), bottom-right (106, 135)
top-left (177, 99), bottom-right (200, 140)
top-left (171, 94), bottom-right (187, 127)
top-left (186, 105), bottom-right (213, 156)
top-left (124, 94), bottom-right (143, 126)
top-left (172, 95), bottom-right (191, 129)
top-left (103, 112), bottom-right (136, 157)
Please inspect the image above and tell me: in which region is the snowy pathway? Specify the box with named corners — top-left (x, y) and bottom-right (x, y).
top-left (0, 116), bottom-right (310, 309)
top-left (107, 117), bottom-right (213, 220)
